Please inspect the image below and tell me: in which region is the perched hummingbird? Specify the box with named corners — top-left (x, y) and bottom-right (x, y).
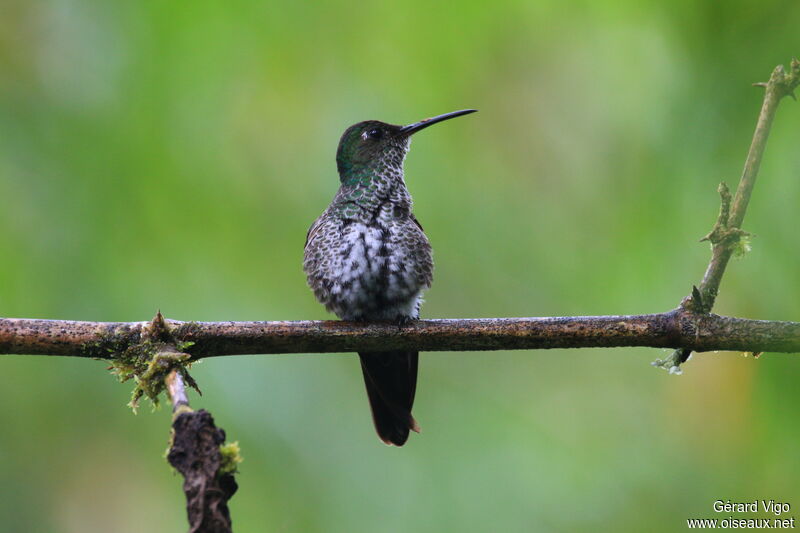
top-left (303, 109), bottom-right (477, 446)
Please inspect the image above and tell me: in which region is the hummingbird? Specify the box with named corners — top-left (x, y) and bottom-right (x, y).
top-left (303, 109), bottom-right (477, 446)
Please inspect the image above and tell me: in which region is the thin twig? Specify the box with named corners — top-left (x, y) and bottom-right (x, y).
top-left (166, 370), bottom-right (191, 413)
top-left (667, 59), bottom-right (800, 367)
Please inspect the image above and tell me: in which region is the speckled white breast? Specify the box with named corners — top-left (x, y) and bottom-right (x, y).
top-left (326, 220), bottom-right (425, 320)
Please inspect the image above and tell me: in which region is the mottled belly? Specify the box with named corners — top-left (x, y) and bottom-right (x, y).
top-left (325, 222), bottom-right (423, 320)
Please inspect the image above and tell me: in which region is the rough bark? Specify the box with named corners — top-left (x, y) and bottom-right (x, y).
top-left (1, 310), bottom-right (798, 359)
top-left (167, 409), bottom-right (237, 533)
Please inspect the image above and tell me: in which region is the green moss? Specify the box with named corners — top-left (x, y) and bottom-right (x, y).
top-left (107, 341), bottom-right (194, 412)
top-left (176, 340), bottom-right (195, 352)
top-left (80, 327), bottom-right (140, 359)
top-left (103, 313), bottom-right (200, 412)
top-left (172, 321), bottom-right (202, 342)
top-left (107, 340), bottom-right (157, 386)
top-left (219, 441), bottom-right (243, 476)
top-left (135, 348), bottom-right (192, 412)
top-left (732, 234), bottom-right (752, 258)
top-left (651, 349), bottom-right (684, 375)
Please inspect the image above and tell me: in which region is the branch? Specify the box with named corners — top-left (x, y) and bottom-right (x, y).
top-left (166, 369), bottom-right (192, 413)
top-left (166, 369), bottom-right (239, 533)
top-left (1, 311), bottom-right (799, 358)
top-left (666, 59), bottom-right (800, 367)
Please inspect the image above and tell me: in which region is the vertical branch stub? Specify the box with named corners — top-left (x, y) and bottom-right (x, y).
top-left (167, 410), bottom-right (238, 533)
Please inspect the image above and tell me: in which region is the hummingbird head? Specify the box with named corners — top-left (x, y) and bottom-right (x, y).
top-left (335, 109), bottom-right (477, 184)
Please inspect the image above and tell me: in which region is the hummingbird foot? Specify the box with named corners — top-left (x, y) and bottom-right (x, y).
top-left (395, 315), bottom-right (414, 330)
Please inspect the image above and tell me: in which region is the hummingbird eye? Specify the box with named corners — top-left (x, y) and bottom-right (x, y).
top-left (363, 127), bottom-right (383, 141)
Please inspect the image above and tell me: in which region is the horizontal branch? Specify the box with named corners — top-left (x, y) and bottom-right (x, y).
top-left (1, 310), bottom-right (798, 358)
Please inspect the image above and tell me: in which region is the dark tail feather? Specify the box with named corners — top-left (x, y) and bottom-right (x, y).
top-left (358, 351), bottom-right (420, 446)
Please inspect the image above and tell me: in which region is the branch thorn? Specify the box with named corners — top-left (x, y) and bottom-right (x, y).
top-left (691, 285), bottom-right (704, 308)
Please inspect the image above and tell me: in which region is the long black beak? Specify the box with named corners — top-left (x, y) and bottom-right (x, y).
top-left (399, 109), bottom-right (477, 136)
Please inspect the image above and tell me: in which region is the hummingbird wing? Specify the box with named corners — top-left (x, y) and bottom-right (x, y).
top-left (359, 350), bottom-right (420, 446)
top-left (410, 212), bottom-right (425, 232)
top-left (304, 214), bottom-right (325, 250)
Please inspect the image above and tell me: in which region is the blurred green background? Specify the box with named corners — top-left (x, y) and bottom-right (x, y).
top-left (1, 1), bottom-right (799, 531)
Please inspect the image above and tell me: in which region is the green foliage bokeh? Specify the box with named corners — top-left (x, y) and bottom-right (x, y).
top-left (1, 1), bottom-right (799, 531)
